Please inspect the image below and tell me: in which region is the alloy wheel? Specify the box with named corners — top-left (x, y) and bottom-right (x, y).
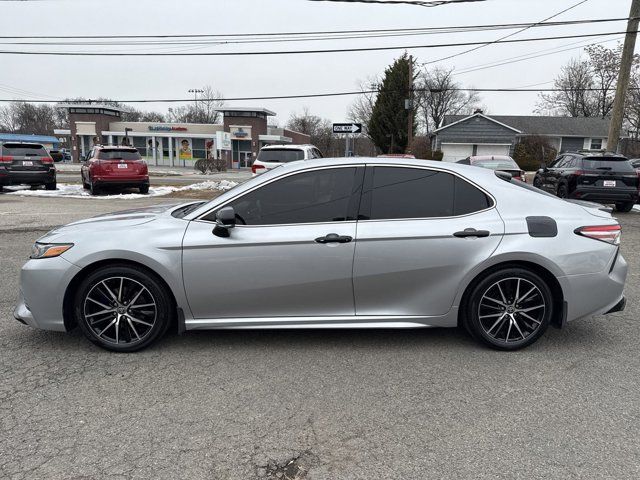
top-left (477, 277), bottom-right (546, 344)
top-left (83, 276), bottom-right (157, 345)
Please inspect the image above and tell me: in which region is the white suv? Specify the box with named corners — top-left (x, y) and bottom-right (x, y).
top-left (252, 144), bottom-right (323, 175)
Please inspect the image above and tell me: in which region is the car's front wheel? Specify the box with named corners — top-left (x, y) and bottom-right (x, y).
top-left (463, 268), bottom-right (553, 350)
top-left (74, 265), bottom-right (173, 352)
top-left (615, 202), bottom-right (634, 213)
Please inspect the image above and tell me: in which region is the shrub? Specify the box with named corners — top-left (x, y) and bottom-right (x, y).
top-left (513, 136), bottom-right (557, 171)
top-left (194, 158), bottom-right (227, 174)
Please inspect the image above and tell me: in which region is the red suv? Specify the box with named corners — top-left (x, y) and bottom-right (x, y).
top-left (81, 145), bottom-right (149, 195)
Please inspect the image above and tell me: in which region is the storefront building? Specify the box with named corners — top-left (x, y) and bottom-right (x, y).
top-left (55, 104), bottom-right (310, 168)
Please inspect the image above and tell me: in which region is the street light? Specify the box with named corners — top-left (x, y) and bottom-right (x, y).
top-left (188, 88), bottom-right (204, 117)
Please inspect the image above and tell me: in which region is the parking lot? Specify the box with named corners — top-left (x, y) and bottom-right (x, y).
top-left (1, 192), bottom-right (639, 480)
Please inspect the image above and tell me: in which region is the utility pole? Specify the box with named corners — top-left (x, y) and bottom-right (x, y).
top-left (407, 55), bottom-right (414, 153)
top-left (607, 0), bottom-right (640, 153)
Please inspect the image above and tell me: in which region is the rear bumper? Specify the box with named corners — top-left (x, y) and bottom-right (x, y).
top-left (7, 169), bottom-right (55, 185)
top-left (94, 177), bottom-right (149, 188)
top-left (571, 186), bottom-right (638, 204)
top-left (560, 252), bottom-right (628, 322)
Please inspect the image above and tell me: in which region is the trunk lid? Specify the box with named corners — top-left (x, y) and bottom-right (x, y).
top-left (0, 143), bottom-right (52, 172)
top-left (579, 156), bottom-right (638, 188)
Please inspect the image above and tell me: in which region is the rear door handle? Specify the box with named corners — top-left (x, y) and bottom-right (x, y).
top-left (453, 228), bottom-right (490, 238)
top-left (315, 233), bottom-right (353, 244)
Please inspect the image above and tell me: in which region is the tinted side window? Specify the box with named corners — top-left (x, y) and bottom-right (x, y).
top-left (213, 167), bottom-right (360, 225)
top-left (549, 156), bottom-right (564, 168)
top-left (364, 167), bottom-right (454, 219)
top-left (454, 177), bottom-right (491, 215)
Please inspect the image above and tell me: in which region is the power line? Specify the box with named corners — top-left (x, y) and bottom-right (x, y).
top-left (0, 86), bottom-right (637, 104)
top-left (0, 18), bottom-right (628, 48)
top-left (423, 0), bottom-right (591, 65)
top-left (0, 30), bottom-right (633, 56)
top-left (0, 17), bottom-right (628, 41)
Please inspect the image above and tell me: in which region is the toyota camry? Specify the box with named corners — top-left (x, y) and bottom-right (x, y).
top-left (14, 158), bottom-right (628, 352)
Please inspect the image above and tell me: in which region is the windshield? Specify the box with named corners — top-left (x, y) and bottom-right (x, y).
top-left (582, 157), bottom-right (634, 172)
top-left (472, 157), bottom-right (519, 170)
top-left (97, 149), bottom-right (141, 160)
top-left (257, 149), bottom-right (304, 163)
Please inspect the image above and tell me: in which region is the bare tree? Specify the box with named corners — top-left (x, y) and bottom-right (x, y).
top-left (0, 102), bottom-right (58, 134)
top-left (347, 78), bottom-right (379, 137)
top-left (415, 66), bottom-right (480, 132)
top-left (286, 107), bottom-right (334, 153)
top-left (537, 43), bottom-right (638, 118)
top-left (167, 86), bottom-right (224, 124)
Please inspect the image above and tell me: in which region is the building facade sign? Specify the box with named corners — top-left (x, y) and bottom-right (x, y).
top-left (216, 131), bottom-right (232, 151)
top-left (230, 126), bottom-right (251, 140)
top-left (148, 125), bottom-right (188, 132)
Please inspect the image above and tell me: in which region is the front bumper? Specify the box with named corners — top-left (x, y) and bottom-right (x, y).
top-left (571, 186), bottom-right (638, 204)
top-left (13, 255), bottom-right (81, 332)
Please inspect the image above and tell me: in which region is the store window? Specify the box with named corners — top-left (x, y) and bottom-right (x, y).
top-left (590, 138), bottom-right (603, 150)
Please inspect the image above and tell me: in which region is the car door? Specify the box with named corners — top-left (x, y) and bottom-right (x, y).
top-left (547, 155), bottom-right (568, 193)
top-left (352, 165), bottom-right (504, 317)
top-left (182, 166), bottom-right (364, 320)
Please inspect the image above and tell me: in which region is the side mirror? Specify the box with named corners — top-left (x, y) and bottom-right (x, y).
top-left (213, 206), bottom-right (236, 238)
top-left (539, 163), bottom-right (548, 172)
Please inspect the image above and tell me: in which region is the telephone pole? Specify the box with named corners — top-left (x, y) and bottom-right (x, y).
top-left (407, 55), bottom-right (414, 153)
top-left (607, 0), bottom-right (640, 153)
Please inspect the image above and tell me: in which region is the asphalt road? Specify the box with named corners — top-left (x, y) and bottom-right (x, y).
top-left (1, 195), bottom-right (639, 480)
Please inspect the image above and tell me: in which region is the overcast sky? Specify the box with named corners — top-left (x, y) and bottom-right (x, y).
top-left (0, 0), bottom-right (634, 125)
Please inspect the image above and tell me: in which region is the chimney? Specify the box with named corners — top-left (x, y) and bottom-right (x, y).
top-left (473, 109), bottom-right (484, 115)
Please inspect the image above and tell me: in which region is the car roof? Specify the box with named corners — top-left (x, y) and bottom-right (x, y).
top-left (469, 155), bottom-right (514, 161)
top-left (569, 150), bottom-right (627, 159)
top-left (260, 144), bottom-right (316, 150)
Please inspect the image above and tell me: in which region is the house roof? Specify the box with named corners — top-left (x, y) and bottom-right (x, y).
top-left (433, 113), bottom-right (521, 134)
top-left (441, 114), bottom-right (611, 137)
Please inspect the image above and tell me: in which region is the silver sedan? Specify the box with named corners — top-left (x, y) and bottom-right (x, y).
top-left (14, 158), bottom-right (628, 352)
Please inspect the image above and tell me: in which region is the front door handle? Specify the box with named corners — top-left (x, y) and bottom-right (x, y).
top-left (315, 233), bottom-right (353, 244)
top-left (453, 228), bottom-right (490, 238)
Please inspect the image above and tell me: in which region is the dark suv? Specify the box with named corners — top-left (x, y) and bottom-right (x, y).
top-left (0, 142), bottom-right (56, 191)
top-left (533, 152), bottom-right (638, 212)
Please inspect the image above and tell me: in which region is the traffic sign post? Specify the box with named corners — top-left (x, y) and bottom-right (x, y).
top-left (333, 123), bottom-right (362, 156)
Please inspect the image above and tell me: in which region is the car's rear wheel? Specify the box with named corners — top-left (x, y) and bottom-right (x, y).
top-left (81, 173), bottom-right (89, 189)
top-left (139, 184), bottom-right (149, 194)
top-left (615, 202), bottom-right (634, 212)
top-left (89, 181), bottom-right (100, 196)
top-left (45, 181), bottom-right (56, 190)
top-left (74, 265), bottom-right (173, 352)
top-left (464, 268), bottom-right (553, 350)
top-left (557, 184), bottom-right (568, 199)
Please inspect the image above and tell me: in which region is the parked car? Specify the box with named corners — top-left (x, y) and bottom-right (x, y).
top-left (0, 142), bottom-right (56, 191)
top-left (630, 158), bottom-right (640, 171)
top-left (60, 149), bottom-right (72, 162)
top-left (456, 155), bottom-right (526, 182)
top-left (49, 150), bottom-right (64, 163)
top-left (252, 144), bottom-right (323, 175)
top-left (81, 145), bottom-right (149, 195)
top-left (532, 152), bottom-right (639, 212)
top-left (15, 158), bottom-right (627, 352)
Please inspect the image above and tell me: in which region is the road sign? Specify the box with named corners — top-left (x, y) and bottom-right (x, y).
top-left (333, 123), bottom-right (362, 134)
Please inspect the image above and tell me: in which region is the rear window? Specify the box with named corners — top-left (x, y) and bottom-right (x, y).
top-left (257, 149), bottom-right (305, 163)
top-left (1, 143), bottom-right (48, 156)
top-left (97, 149), bottom-right (141, 160)
top-left (472, 158), bottom-right (519, 170)
top-left (582, 157), bottom-right (634, 172)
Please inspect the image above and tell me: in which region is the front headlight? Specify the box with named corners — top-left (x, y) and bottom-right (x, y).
top-left (30, 243), bottom-right (74, 259)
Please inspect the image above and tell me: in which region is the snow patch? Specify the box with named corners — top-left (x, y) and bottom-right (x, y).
top-left (633, 204), bottom-right (640, 213)
top-left (4, 180), bottom-right (237, 200)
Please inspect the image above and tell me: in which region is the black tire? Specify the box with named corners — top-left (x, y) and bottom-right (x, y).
top-left (45, 182), bottom-right (56, 191)
top-left (532, 176), bottom-right (542, 189)
top-left (30, 185), bottom-right (39, 190)
top-left (139, 184), bottom-right (149, 194)
top-left (89, 181), bottom-right (100, 196)
top-left (81, 173), bottom-right (89, 189)
top-left (463, 267), bottom-right (553, 351)
top-left (615, 202), bottom-right (634, 213)
top-left (74, 264), bottom-right (173, 352)
top-left (557, 184), bottom-right (568, 199)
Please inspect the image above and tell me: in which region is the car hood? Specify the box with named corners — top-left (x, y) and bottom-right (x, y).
top-left (37, 203), bottom-right (184, 242)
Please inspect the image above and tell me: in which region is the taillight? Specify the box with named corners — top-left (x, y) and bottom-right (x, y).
top-left (0, 155), bottom-right (14, 163)
top-left (252, 164), bottom-right (265, 174)
top-left (520, 170), bottom-right (526, 182)
top-left (575, 225), bottom-right (621, 245)
top-left (574, 170), bottom-right (584, 176)
top-left (41, 156), bottom-right (53, 164)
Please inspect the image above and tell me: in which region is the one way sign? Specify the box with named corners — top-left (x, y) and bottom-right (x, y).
top-left (333, 123), bottom-right (362, 134)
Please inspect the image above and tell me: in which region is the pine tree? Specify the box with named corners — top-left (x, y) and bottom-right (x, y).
top-left (368, 53), bottom-right (416, 154)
